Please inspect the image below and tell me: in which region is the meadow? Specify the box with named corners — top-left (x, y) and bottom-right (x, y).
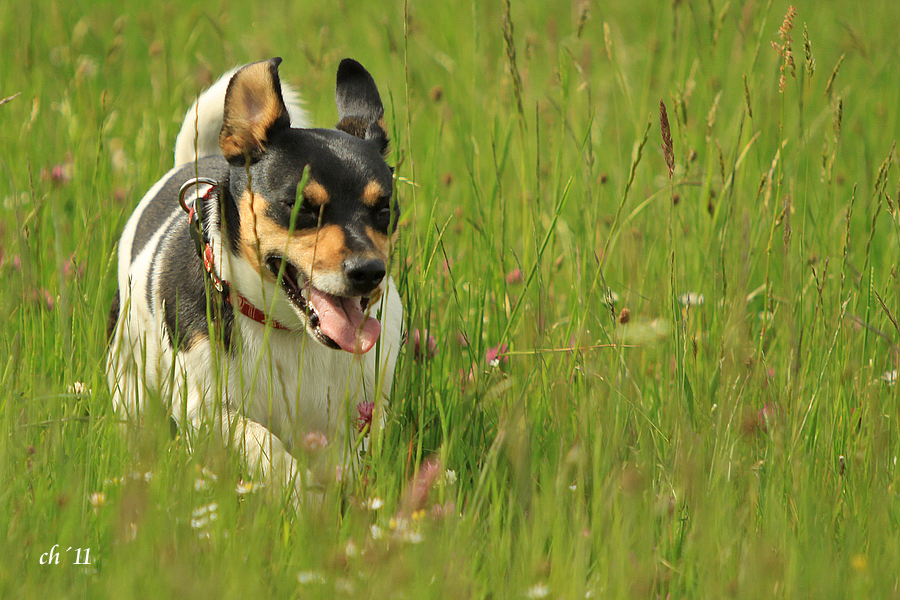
top-left (1, 0), bottom-right (899, 597)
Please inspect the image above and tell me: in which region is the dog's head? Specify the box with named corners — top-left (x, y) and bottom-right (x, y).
top-left (218, 58), bottom-right (397, 354)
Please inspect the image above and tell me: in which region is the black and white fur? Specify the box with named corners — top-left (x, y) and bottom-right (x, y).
top-left (106, 58), bottom-right (403, 499)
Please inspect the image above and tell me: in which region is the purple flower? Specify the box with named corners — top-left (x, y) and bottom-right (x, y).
top-left (412, 329), bottom-right (438, 360)
top-left (356, 401), bottom-right (374, 433)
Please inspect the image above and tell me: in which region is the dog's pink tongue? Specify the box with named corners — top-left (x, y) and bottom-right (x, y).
top-left (308, 287), bottom-right (381, 354)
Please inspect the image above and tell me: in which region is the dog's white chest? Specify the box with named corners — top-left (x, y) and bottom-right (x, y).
top-left (229, 303), bottom-right (400, 447)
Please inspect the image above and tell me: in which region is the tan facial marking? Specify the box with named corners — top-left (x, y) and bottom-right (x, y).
top-left (362, 181), bottom-right (386, 207)
top-left (238, 191), bottom-right (286, 271)
top-left (292, 225), bottom-right (347, 276)
top-left (364, 226), bottom-right (393, 261)
top-left (238, 191), bottom-right (348, 281)
top-left (303, 180), bottom-right (330, 206)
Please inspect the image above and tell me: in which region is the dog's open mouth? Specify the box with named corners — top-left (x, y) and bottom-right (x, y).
top-left (266, 257), bottom-right (381, 354)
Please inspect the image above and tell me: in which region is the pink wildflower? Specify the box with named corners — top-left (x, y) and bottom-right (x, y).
top-left (401, 456), bottom-right (442, 515)
top-left (30, 288), bottom-right (55, 311)
top-left (486, 343), bottom-right (509, 367)
top-left (301, 431), bottom-right (328, 452)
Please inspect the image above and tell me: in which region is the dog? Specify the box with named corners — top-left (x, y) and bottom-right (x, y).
top-left (106, 58), bottom-right (403, 501)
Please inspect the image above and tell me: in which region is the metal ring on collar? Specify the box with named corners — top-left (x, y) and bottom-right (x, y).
top-left (178, 177), bottom-right (219, 214)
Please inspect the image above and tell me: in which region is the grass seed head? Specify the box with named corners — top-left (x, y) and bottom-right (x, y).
top-left (742, 73), bottom-right (753, 118)
top-left (659, 100), bottom-right (675, 180)
top-left (803, 24), bottom-right (816, 77)
top-left (833, 97), bottom-right (843, 143)
top-left (772, 6), bottom-right (797, 92)
top-left (824, 53), bottom-right (845, 98)
top-left (576, 1), bottom-right (590, 38)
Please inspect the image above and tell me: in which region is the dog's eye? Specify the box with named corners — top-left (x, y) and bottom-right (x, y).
top-left (374, 196), bottom-right (396, 230)
top-left (300, 198), bottom-right (319, 214)
top-left (286, 195), bottom-right (321, 228)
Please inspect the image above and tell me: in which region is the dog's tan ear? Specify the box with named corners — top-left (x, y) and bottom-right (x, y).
top-left (334, 59), bottom-right (389, 156)
top-left (219, 58), bottom-right (291, 165)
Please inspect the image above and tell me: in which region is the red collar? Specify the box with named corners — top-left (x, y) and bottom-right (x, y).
top-left (228, 293), bottom-right (291, 331)
top-left (179, 179), bottom-right (291, 332)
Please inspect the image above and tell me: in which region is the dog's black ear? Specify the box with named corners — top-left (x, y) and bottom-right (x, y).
top-left (335, 59), bottom-right (389, 156)
top-left (219, 58), bottom-right (291, 165)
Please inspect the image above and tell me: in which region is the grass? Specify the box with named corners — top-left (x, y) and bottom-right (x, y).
top-left (2, 0), bottom-right (900, 597)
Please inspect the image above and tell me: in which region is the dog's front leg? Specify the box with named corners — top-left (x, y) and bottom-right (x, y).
top-left (224, 414), bottom-right (307, 505)
top-left (172, 353), bottom-right (313, 507)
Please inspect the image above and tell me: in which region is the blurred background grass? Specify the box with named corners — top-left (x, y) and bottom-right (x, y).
top-left (1, 0), bottom-right (899, 597)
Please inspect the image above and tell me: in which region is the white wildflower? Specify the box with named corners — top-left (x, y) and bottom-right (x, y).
top-left (190, 502), bottom-right (219, 529)
top-left (128, 470), bottom-right (153, 482)
top-left (88, 491), bottom-right (106, 510)
top-left (679, 292), bottom-right (705, 307)
top-left (297, 571), bottom-right (326, 585)
top-left (525, 582), bottom-right (551, 598)
top-left (75, 55), bottom-right (99, 78)
top-left (364, 497), bottom-right (384, 510)
top-left (387, 515), bottom-right (425, 544)
top-left (335, 578), bottom-right (356, 595)
top-left (236, 480), bottom-right (265, 494)
top-left (67, 382), bottom-right (91, 395)
top-left (400, 529), bottom-right (424, 544)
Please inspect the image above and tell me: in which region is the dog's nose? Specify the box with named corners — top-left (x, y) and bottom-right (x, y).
top-left (345, 258), bottom-right (386, 295)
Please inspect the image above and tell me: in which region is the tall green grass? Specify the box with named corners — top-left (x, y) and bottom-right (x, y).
top-left (2, 0), bottom-right (899, 597)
